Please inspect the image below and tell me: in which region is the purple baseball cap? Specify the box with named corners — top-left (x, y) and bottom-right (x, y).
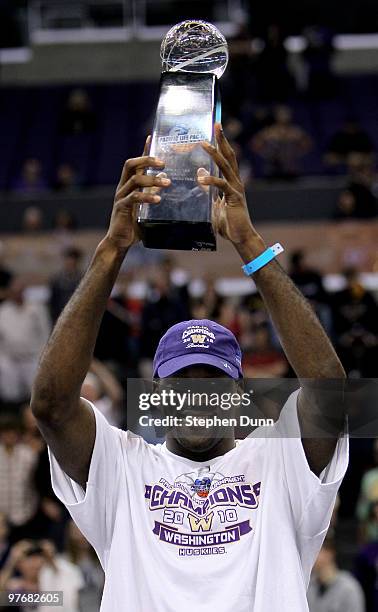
top-left (153, 319), bottom-right (243, 379)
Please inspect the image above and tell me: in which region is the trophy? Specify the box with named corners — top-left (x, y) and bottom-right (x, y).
top-left (138, 20), bottom-right (228, 251)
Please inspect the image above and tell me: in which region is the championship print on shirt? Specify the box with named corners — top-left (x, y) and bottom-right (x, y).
top-left (144, 468), bottom-right (261, 557)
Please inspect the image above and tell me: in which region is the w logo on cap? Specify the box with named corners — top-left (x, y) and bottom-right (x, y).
top-left (182, 325), bottom-right (215, 349)
top-left (190, 334), bottom-right (206, 344)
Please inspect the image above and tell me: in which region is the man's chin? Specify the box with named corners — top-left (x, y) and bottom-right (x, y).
top-left (172, 430), bottom-right (221, 454)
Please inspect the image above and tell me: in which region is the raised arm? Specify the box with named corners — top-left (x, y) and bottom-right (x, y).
top-left (31, 142), bottom-right (169, 488)
top-left (200, 124), bottom-right (346, 475)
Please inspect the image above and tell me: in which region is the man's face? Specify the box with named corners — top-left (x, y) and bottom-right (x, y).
top-left (157, 365), bottom-right (239, 454)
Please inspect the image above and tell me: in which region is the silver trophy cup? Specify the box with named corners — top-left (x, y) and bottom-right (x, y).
top-left (138, 20), bottom-right (228, 251)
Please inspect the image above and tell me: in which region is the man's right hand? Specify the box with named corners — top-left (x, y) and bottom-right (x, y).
top-left (106, 136), bottom-right (171, 251)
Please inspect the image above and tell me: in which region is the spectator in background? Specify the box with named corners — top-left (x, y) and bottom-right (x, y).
top-left (52, 210), bottom-right (78, 254)
top-left (201, 278), bottom-right (223, 320)
top-left (215, 300), bottom-right (241, 339)
top-left (225, 108), bottom-right (273, 153)
top-left (159, 255), bottom-right (190, 308)
top-left (325, 120), bottom-right (374, 168)
top-left (345, 154), bottom-right (377, 218)
top-left (0, 539), bottom-right (83, 612)
top-left (0, 513), bottom-right (11, 570)
top-left (224, 24), bottom-right (255, 114)
top-left (94, 287), bottom-right (132, 376)
top-left (21, 406), bottom-right (66, 550)
top-left (140, 271), bottom-right (190, 374)
top-left (65, 520), bottom-right (104, 612)
top-left (289, 250), bottom-right (328, 304)
top-left (331, 268), bottom-right (377, 377)
top-left (334, 189), bottom-right (360, 220)
top-left (355, 508), bottom-right (378, 612)
top-left (302, 25), bottom-right (336, 99)
top-left (39, 540), bottom-right (84, 612)
top-left (289, 249), bottom-right (332, 333)
top-left (49, 247), bottom-right (83, 323)
top-left (12, 159), bottom-right (48, 196)
top-left (21, 206), bottom-right (44, 234)
top-left (81, 359), bottom-right (123, 427)
top-left (53, 163), bottom-right (80, 193)
top-left (240, 321), bottom-right (288, 378)
top-left (60, 89), bottom-right (97, 135)
top-left (334, 186), bottom-right (377, 220)
top-left (359, 500), bottom-right (378, 545)
top-left (0, 540), bottom-right (43, 599)
top-left (356, 439), bottom-right (378, 543)
top-left (0, 417), bottom-right (38, 542)
top-left (252, 105), bottom-right (312, 179)
top-left (53, 209), bottom-right (77, 233)
top-left (255, 24), bottom-right (294, 102)
top-left (0, 242), bottom-right (13, 304)
top-left (223, 117), bottom-right (245, 146)
top-left (308, 539), bottom-right (365, 612)
top-left (0, 278), bottom-right (50, 403)
top-left (190, 298), bottom-right (208, 320)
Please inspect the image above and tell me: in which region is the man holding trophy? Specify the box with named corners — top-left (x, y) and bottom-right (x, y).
top-left (31, 21), bottom-right (348, 612)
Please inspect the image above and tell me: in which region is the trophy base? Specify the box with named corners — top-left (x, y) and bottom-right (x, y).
top-left (139, 220), bottom-right (216, 251)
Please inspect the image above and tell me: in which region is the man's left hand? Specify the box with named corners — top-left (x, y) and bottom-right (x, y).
top-left (199, 123), bottom-right (264, 255)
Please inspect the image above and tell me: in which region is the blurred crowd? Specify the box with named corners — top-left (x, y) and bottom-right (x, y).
top-left (2, 29), bottom-right (378, 219)
top-left (1, 9), bottom-right (378, 611)
top-left (9, 89), bottom-right (96, 197)
top-left (0, 245), bottom-right (377, 408)
top-left (6, 75), bottom-right (377, 222)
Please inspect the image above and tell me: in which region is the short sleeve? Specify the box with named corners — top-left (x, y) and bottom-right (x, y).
top-left (48, 400), bottom-right (121, 566)
top-left (274, 389), bottom-right (349, 537)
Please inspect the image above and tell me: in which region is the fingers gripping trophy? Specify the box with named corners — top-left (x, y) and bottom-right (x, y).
top-left (137, 20), bottom-right (229, 251)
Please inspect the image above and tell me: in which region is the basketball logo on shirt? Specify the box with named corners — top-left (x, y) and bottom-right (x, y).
top-left (174, 469), bottom-right (223, 500)
top-left (193, 477), bottom-right (211, 498)
top-left (145, 470), bottom-right (260, 556)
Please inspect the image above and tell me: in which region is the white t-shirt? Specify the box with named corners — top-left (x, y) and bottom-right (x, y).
top-left (48, 390), bottom-right (348, 612)
top-left (39, 557), bottom-right (84, 612)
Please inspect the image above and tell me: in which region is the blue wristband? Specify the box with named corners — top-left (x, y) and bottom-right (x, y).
top-left (242, 243), bottom-right (284, 276)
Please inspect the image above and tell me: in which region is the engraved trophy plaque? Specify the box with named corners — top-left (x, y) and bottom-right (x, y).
top-left (138, 20), bottom-right (228, 251)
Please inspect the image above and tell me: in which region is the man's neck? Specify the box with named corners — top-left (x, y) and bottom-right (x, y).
top-left (166, 437), bottom-right (236, 462)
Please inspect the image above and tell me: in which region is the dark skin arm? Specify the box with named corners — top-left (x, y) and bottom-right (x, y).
top-left (199, 124), bottom-right (346, 476)
top-left (31, 139), bottom-right (170, 488)
top-left (32, 126), bottom-right (345, 488)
